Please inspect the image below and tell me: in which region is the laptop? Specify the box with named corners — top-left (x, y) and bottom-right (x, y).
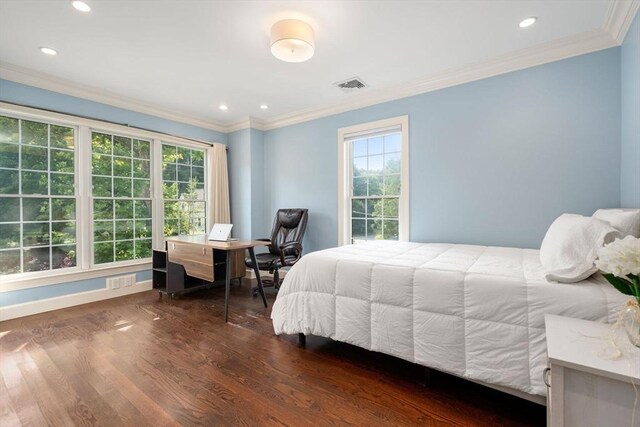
top-left (208, 223), bottom-right (235, 241)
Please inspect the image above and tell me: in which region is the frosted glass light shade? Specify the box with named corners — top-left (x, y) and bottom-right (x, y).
top-left (270, 19), bottom-right (315, 63)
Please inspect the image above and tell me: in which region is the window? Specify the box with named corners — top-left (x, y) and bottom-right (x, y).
top-left (0, 104), bottom-right (215, 286)
top-left (91, 132), bottom-right (153, 264)
top-left (162, 143), bottom-right (206, 237)
top-left (0, 115), bottom-right (78, 275)
top-left (337, 116), bottom-right (409, 245)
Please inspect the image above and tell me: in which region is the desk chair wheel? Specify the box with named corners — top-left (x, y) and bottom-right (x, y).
top-left (252, 277), bottom-right (281, 297)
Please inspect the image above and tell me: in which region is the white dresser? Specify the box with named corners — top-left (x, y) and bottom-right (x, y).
top-left (545, 314), bottom-right (640, 427)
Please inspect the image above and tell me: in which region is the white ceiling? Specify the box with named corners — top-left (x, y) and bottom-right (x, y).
top-left (0, 0), bottom-right (635, 130)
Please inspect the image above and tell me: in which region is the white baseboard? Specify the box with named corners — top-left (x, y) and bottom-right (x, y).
top-left (0, 280), bottom-right (152, 321)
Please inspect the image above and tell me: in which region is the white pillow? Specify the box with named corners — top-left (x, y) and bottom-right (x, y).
top-left (540, 214), bottom-right (621, 283)
top-left (592, 208), bottom-right (640, 237)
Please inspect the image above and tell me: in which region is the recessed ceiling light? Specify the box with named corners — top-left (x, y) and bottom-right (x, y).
top-left (519, 17), bottom-right (537, 28)
top-left (219, 104), bottom-right (228, 111)
top-left (40, 47), bottom-right (57, 56)
top-left (260, 104), bottom-right (269, 110)
top-left (71, 1), bottom-right (91, 12)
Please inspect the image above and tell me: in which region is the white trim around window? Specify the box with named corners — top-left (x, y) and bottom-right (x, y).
top-left (337, 115), bottom-right (409, 246)
top-left (0, 103), bottom-right (220, 292)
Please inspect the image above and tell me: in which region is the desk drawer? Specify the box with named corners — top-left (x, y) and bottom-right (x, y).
top-left (168, 242), bottom-right (213, 281)
top-left (168, 241), bottom-right (211, 262)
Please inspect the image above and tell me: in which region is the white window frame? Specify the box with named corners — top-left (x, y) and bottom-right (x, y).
top-left (88, 129), bottom-right (155, 267)
top-left (0, 102), bottom-right (218, 292)
top-left (337, 115), bottom-right (409, 246)
top-left (159, 141), bottom-right (208, 242)
top-left (0, 114), bottom-right (82, 278)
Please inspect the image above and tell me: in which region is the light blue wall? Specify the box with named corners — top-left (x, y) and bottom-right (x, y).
top-left (621, 12), bottom-right (640, 208)
top-left (0, 80), bottom-right (224, 307)
top-left (228, 129), bottom-right (253, 240)
top-left (0, 79), bottom-right (227, 143)
top-left (227, 128), bottom-right (266, 240)
top-left (264, 48), bottom-right (622, 252)
top-left (250, 128), bottom-right (266, 238)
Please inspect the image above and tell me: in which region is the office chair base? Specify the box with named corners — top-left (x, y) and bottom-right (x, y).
top-left (251, 278), bottom-right (281, 297)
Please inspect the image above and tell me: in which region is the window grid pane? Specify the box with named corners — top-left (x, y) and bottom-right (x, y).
top-left (162, 142), bottom-right (206, 237)
top-left (1, 113), bottom-right (210, 278)
top-left (91, 132), bottom-right (152, 264)
top-left (0, 115), bottom-right (77, 275)
top-left (349, 131), bottom-right (401, 244)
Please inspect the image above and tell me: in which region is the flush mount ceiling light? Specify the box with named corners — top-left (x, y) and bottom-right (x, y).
top-left (40, 47), bottom-right (57, 55)
top-left (71, 1), bottom-right (91, 12)
top-left (260, 104), bottom-right (269, 110)
top-left (519, 17), bottom-right (537, 28)
top-left (270, 19), bottom-right (315, 63)
top-left (219, 104), bottom-right (228, 111)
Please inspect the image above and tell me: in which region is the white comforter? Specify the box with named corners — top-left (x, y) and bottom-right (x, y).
top-left (271, 241), bottom-right (628, 397)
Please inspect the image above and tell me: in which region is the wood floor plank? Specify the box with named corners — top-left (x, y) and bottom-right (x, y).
top-left (0, 283), bottom-right (546, 426)
top-left (81, 345), bottom-right (181, 427)
top-left (15, 350), bottom-right (79, 426)
top-left (0, 374), bottom-right (22, 427)
top-left (145, 302), bottom-right (416, 425)
top-left (41, 338), bottom-right (151, 427)
top-left (0, 352), bottom-right (48, 427)
top-left (82, 304), bottom-right (320, 426)
top-left (145, 299), bottom-right (456, 425)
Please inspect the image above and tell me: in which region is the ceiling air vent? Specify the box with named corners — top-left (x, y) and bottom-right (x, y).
top-left (334, 77), bottom-right (368, 93)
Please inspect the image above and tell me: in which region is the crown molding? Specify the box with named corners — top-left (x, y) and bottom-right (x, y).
top-left (603, 0), bottom-right (640, 44)
top-left (2, 0), bottom-right (637, 134)
top-left (225, 118), bottom-right (251, 133)
top-left (0, 62), bottom-right (228, 133)
top-left (225, 117), bottom-right (266, 133)
top-left (260, 28), bottom-right (618, 131)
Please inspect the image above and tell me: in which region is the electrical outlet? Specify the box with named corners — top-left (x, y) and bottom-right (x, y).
top-left (109, 278), bottom-right (120, 290)
top-left (123, 275), bottom-right (134, 287)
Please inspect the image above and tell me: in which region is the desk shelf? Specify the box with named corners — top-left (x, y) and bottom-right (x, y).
top-left (152, 250), bottom-right (167, 290)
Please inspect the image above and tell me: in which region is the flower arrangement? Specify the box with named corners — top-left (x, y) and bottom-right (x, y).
top-left (596, 235), bottom-right (640, 347)
top-left (595, 235), bottom-right (640, 304)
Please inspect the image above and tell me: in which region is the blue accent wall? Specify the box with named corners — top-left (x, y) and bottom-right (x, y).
top-left (264, 48), bottom-right (622, 252)
top-left (0, 79), bottom-right (227, 143)
top-left (621, 12), bottom-right (640, 208)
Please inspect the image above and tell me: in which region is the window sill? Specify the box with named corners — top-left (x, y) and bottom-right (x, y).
top-left (0, 260), bottom-right (152, 293)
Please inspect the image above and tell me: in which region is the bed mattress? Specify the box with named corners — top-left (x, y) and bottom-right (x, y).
top-left (271, 241), bottom-right (628, 397)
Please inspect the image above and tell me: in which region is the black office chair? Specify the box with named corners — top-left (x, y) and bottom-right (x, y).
top-left (246, 208), bottom-right (308, 296)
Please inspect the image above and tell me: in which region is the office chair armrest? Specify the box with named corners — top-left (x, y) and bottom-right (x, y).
top-left (279, 242), bottom-right (303, 266)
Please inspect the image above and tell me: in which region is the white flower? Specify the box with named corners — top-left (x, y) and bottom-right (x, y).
top-left (595, 235), bottom-right (640, 278)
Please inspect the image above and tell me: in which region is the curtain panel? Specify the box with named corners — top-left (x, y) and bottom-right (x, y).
top-left (207, 144), bottom-right (230, 229)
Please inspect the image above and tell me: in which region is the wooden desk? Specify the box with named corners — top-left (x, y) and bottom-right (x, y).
top-left (166, 235), bottom-right (271, 322)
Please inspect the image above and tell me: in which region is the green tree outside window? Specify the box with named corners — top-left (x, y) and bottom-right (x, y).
top-left (0, 115), bottom-right (76, 275)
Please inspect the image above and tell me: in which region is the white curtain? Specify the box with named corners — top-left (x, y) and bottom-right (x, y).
top-left (207, 143), bottom-right (230, 229)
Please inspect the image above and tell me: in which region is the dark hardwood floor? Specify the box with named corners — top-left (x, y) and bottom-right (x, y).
top-left (1, 280), bottom-right (546, 426)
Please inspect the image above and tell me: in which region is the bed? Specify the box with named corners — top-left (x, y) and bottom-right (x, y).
top-left (270, 241), bottom-right (628, 403)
